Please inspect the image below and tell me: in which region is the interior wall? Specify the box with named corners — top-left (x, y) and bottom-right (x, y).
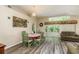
top-left (36, 18), bottom-right (48, 32)
top-left (36, 18), bottom-right (77, 34)
top-left (76, 19), bottom-right (79, 35)
top-left (0, 6), bottom-right (36, 49)
top-left (61, 24), bottom-right (75, 31)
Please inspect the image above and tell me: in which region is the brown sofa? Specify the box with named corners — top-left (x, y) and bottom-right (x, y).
top-left (61, 31), bottom-right (79, 42)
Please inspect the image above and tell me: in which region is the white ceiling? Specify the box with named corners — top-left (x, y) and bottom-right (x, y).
top-left (12, 5), bottom-right (79, 17)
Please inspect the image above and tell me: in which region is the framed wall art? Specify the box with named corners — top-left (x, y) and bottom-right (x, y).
top-left (13, 16), bottom-right (27, 27)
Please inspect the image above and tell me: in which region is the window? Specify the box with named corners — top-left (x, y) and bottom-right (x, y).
top-left (49, 16), bottom-right (70, 21)
top-left (45, 16), bottom-right (70, 32)
top-left (45, 25), bottom-right (60, 32)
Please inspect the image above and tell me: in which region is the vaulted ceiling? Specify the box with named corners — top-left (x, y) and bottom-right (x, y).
top-left (11, 5), bottom-right (79, 17)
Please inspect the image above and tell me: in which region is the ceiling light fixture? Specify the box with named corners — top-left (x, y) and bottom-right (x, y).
top-left (32, 12), bottom-right (36, 16)
top-left (32, 6), bottom-right (36, 16)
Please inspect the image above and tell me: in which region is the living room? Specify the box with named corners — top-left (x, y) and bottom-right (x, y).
top-left (0, 5), bottom-right (79, 54)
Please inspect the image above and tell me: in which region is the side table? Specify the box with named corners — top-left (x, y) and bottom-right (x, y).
top-left (0, 43), bottom-right (6, 54)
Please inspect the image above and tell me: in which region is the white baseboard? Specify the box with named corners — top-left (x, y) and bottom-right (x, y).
top-left (5, 41), bottom-right (22, 49)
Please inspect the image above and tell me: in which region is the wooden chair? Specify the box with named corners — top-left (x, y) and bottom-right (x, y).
top-left (36, 32), bottom-right (45, 45)
top-left (22, 31), bottom-right (32, 47)
top-left (36, 36), bottom-right (41, 46)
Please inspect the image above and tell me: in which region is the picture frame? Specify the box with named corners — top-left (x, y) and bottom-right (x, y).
top-left (13, 16), bottom-right (27, 27)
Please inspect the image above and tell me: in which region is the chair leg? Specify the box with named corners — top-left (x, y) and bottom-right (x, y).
top-left (27, 42), bottom-right (29, 47)
top-left (36, 41), bottom-right (40, 46)
top-left (27, 42), bottom-right (31, 47)
top-left (22, 42), bottom-right (26, 46)
top-left (38, 42), bottom-right (40, 46)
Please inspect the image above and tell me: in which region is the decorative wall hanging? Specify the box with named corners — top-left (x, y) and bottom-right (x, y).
top-left (39, 23), bottom-right (43, 27)
top-left (45, 20), bottom-right (77, 25)
top-left (13, 16), bottom-right (27, 27)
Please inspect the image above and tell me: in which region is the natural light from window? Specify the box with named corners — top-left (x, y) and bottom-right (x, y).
top-left (48, 16), bottom-right (70, 21)
top-left (46, 16), bottom-right (70, 32)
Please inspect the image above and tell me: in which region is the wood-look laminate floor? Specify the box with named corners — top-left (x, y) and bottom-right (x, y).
top-left (5, 40), bottom-right (68, 54)
top-left (5, 37), bottom-right (79, 54)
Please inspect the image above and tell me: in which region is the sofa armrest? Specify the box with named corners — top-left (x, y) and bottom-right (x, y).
top-left (75, 34), bottom-right (79, 37)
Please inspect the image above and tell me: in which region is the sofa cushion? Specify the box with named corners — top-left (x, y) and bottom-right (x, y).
top-left (61, 31), bottom-right (79, 42)
top-left (61, 31), bottom-right (75, 36)
top-left (61, 36), bottom-right (78, 39)
top-left (66, 42), bottom-right (79, 54)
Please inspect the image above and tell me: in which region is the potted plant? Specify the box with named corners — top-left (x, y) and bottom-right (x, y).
top-left (32, 24), bottom-right (35, 33)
